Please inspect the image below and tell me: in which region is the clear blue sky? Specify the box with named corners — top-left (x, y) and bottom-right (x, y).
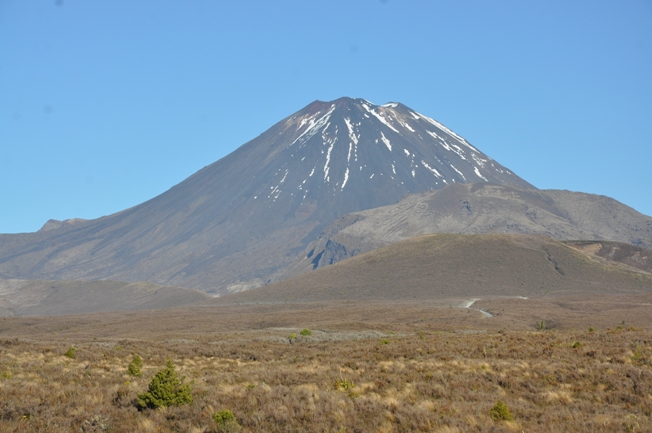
top-left (1, 1), bottom-right (651, 234)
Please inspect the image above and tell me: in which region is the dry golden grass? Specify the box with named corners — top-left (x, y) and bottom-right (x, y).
top-left (2, 290), bottom-right (652, 432)
top-left (1, 324), bottom-right (651, 432)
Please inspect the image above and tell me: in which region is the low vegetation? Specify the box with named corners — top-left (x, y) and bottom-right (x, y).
top-left (127, 354), bottom-right (142, 377)
top-left (137, 358), bottom-right (193, 409)
top-left (489, 400), bottom-right (513, 422)
top-left (64, 346), bottom-right (76, 359)
top-left (1, 326), bottom-right (651, 432)
top-left (213, 409), bottom-right (241, 433)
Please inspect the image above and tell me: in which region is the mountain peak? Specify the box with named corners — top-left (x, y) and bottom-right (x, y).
top-left (275, 97), bottom-right (533, 201)
top-left (0, 98), bottom-right (535, 293)
top-left (304, 97), bottom-right (401, 113)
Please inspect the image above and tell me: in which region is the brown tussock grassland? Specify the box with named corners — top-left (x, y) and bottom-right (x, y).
top-left (1, 318), bottom-right (651, 432)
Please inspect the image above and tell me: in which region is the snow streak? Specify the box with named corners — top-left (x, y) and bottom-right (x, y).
top-left (450, 164), bottom-right (466, 181)
top-left (323, 138), bottom-right (336, 181)
top-left (421, 160), bottom-right (442, 178)
top-left (380, 132), bottom-right (392, 151)
top-left (291, 105), bottom-right (336, 147)
top-left (474, 166), bottom-right (488, 181)
top-left (418, 112), bottom-right (479, 152)
top-left (361, 103), bottom-right (400, 133)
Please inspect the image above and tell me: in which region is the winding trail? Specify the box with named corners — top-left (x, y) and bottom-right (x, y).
top-left (462, 299), bottom-right (493, 318)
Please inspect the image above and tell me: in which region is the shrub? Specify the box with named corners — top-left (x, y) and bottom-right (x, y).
top-left (300, 328), bottom-right (312, 336)
top-left (288, 333), bottom-right (297, 343)
top-left (589, 326), bottom-right (595, 332)
top-left (333, 377), bottom-right (355, 391)
top-left (213, 409), bottom-right (241, 433)
top-left (127, 354), bottom-right (143, 377)
top-left (489, 400), bottom-right (514, 421)
top-left (137, 358), bottom-right (192, 409)
top-left (535, 321), bottom-right (546, 330)
top-left (64, 346), bottom-right (76, 359)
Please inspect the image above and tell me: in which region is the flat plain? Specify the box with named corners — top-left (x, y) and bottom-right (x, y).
top-left (2, 293), bottom-right (652, 433)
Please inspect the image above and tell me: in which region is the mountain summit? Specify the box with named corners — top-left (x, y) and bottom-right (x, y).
top-left (0, 98), bottom-right (534, 293)
top-left (244, 97), bottom-right (534, 218)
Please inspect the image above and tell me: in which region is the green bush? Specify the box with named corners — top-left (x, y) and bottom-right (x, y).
top-left (333, 377), bottom-right (355, 391)
top-left (535, 321), bottom-right (546, 330)
top-left (300, 328), bottom-right (312, 336)
top-left (288, 333), bottom-right (297, 343)
top-left (64, 346), bottom-right (76, 359)
top-left (489, 400), bottom-right (514, 421)
top-left (127, 354), bottom-right (143, 377)
top-left (213, 409), bottom-right (241, 433)
top-left (137, 358), bottom-right (192, 409)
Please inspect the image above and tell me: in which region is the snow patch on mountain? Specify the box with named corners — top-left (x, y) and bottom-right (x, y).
top-left (344, 118), bottom-right (358, 145)
top-left (324, 137), bottom-right (336, 181)
top-left (474, 166), bottom-right (488, 182)
top-left (448, 142), bottom-right (468, 160)
top-left (400, 121), bottom-right (415, 132)
top-left (342, 168), bottom-right (350, 190)
top-left (361, 103), bottom-right (400, 133)
top-left (380, 132), bottom-right (392, 151)
top-left (472, 154), bottom-right (488, 167)
top-left (450, 164), bottom-right (466, 181)
top-left (421, 160), bottom-right (442, 178)
top-left (418, 112), bottom-right (479, 153)
top-left (292, 105), bottom-right (336, 147)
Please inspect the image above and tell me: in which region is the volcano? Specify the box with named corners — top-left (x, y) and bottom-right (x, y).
top-left (0, 97), bottom-right (534, 293)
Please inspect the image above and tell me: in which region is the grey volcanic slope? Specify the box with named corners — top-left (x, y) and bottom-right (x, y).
top-left (281, 182), bottom-right (652, 280)
top-left (0, 279), bottom-right (211, 317)
top-left (221, 234), bottom-right (652, 304)
top-left (0, 98), bottom-right (532, 294)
